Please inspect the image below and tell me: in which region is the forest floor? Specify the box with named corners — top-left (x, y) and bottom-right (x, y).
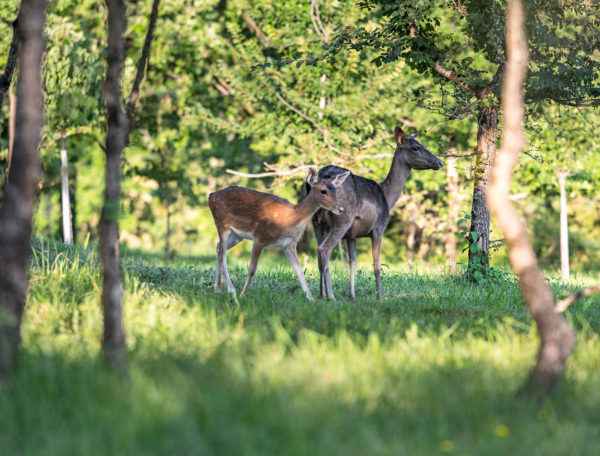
top-left (2, 239), bottom-right (600, 455)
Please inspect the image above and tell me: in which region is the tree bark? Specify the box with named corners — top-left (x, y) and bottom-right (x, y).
top-left (60, 134), bottom-right (73, 245)
top-left (446, 153), bottom-right (459, 273)
top-left (100, 0), bottom-right (160, 369)
top-left (558, 172), bottom-right (570, 281)
top-left (0, 0), bottom-right (46, 382)
top-left (487, 0), bottom-right (575, 396)
top-left (467, 105), bottom-right (498, 277)
top-left (101, 0), bottom-right (128, 370)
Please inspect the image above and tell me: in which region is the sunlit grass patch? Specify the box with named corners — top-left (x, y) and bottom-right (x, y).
top-left (2, 241), bottom-right (600, 455)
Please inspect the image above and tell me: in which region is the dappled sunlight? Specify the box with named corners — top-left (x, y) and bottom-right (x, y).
top-left (3, 245), bottom-right (600, 454)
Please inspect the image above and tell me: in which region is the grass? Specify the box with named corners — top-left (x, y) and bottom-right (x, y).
top-left (2, 239), bottom-right (600, 455)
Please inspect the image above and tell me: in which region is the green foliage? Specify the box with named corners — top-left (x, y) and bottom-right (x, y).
top-left (0, 0), bottom-right (598, 269)
top-left (3, 241), bottom-right (600, 454)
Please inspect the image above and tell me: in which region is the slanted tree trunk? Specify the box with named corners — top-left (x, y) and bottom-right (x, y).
top-left (558, 171), bottom-right (570, 281)
top-left (487, 0), bottom-right (575, 395)
top-left (60, 134), bottom-right (73, 244)
top-left (467, 105), bottom-right (498, 278)
top-left (446, 152), bottom-right (459, 273)
top-left (0, 0), bottom-right (47, 381)
top-left (101, 0), bottom-right (128, 370)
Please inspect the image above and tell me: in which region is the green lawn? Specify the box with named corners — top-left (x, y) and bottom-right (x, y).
top-left (2, 240), bottom-right (600, 455)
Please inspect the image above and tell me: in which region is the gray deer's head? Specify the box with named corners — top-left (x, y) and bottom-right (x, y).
top-left (394, 127), bottom-right (443, 170)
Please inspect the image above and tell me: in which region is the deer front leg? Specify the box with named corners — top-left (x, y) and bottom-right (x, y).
top-left (284, 245), bottom-right (313, 301)
top-left (313, 222), bottom-right (327, 298)
top-left (345, 238), bottom-right (357, 300)
top-left (371, 235), bottom-right (383, 299)
top-left (241, 242), bottom-right (263, 296)
top-left (318, 222), bottom-right (353, 301)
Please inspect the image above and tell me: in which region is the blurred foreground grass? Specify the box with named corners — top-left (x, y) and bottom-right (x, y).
top-left (1, 239), bottom-right (600, 455)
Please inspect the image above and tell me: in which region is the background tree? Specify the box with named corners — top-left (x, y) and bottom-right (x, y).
top-left (349, 0), bottom-right (600, 278)
top-left (0, 0), bottom-right (47, 380)
top-left (100, 0), bottom-right (159, 369)
top-left (487, 0), bottom-right (599, 395)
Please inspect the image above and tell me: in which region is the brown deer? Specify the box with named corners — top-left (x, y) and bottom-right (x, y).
top-left (208, 168), bottom-right (350, 301)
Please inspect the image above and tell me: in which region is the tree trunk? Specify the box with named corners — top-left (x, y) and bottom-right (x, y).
top-left (467, 105), bottom-right (498, 278)
top-left (101, 0), bottom-right (128, 370)
top-left (6, 86), bottom-right (16, 179)
top-left (165, 199), bottom-right (172, 259)
top-left (0, 0), bottom-right (46, 382)
top-left (60, 134), bottom-right (73, 245)
top-left (558, 172), bottom-right (570, 281)
top-left (487, 0), bottom-right (574, 396)
top-left (446, 153), bottom-right (459, 273)
top-left (71, 165), bottom-right (78, 242)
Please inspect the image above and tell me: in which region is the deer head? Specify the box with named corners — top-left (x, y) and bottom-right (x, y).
top-left (306, 167), bottom-right (350, 215)
top-left (394, 127), bottom-right (443, 170)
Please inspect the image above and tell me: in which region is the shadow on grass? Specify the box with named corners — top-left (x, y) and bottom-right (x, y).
top-left (2, 347), bottom-right (598, 456)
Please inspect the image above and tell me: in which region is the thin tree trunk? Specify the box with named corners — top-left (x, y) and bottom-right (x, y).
top-left (0, 0), bottom-right (46, 382)
top-left (467, 105), bottom-right (498, 277)
top-left (7, 86), bottom-right (16, 179)
top-left (487, 0), bottom-right (575, 396)
top-left (100, 0), bottom-right (160, 370)
top-left (446, 153), bottom-right (459, 273)
top-left (71, 165), bottom-right (78, 242)
top-left (318, 74), bottom-right (327, 120)
top-left (165, 199), bottom-right (172, 259)
top-left (101, 0), bottom-right (128, 370)
top-left (0, 15), bottom-right (20, 108)
top-left (558, 172), bottom-right (570, 281)
top-left (60, 134), bottom-right (73, 244)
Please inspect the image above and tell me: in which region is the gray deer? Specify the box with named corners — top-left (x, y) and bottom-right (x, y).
top-left (307, 127), bottom-right (443, 300)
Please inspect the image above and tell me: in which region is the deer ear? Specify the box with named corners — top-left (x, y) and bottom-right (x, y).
top-left (394, 126), bottom-right (405, 144)
top-left (306, 167), bottom-right (319, 186)
top-left (331, 170), bottom-right (351, 188)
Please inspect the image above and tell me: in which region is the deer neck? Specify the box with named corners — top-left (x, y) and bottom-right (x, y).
top-left (293, 192), bottom-right (322, 225)
top-left (381, 153), bottom-right (411, 210)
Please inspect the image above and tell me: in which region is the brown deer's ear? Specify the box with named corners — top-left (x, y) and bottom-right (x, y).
top-left (306, 167), bottom-right (319, 186)
top-left (331, 170), bottom-right (351, 188)
top-left (394, 126), bottom-right (405, 144)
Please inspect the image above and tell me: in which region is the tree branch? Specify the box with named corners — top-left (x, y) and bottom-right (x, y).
top-left (241, 12), bottom-right (272, 48)
top-left (226, 164), bottom-right (313, 179)
top-left (433, 62), bottom-right (476, 96)
top-left (310, 0), bottom-right (329, 44)
top-left (125, 0), bottom-right (160, 133)
top-left (556, 286), bottom-right (600, 313)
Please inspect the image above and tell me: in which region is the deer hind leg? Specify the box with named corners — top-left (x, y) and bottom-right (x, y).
top-left (214, 240), bottom-right (224, 291)
top-left (371, 235), bottom-right (383, 300)
top-left (218, 230), bottom-right (238, 299)
top-left (345, 238), bottom-right (357, 300)
top-left (241, 242), bottom-right (263, 296)
top-left (285, 244), bottom-right (313, 301)
top-left (214, 232), bottom-right (242, 292)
